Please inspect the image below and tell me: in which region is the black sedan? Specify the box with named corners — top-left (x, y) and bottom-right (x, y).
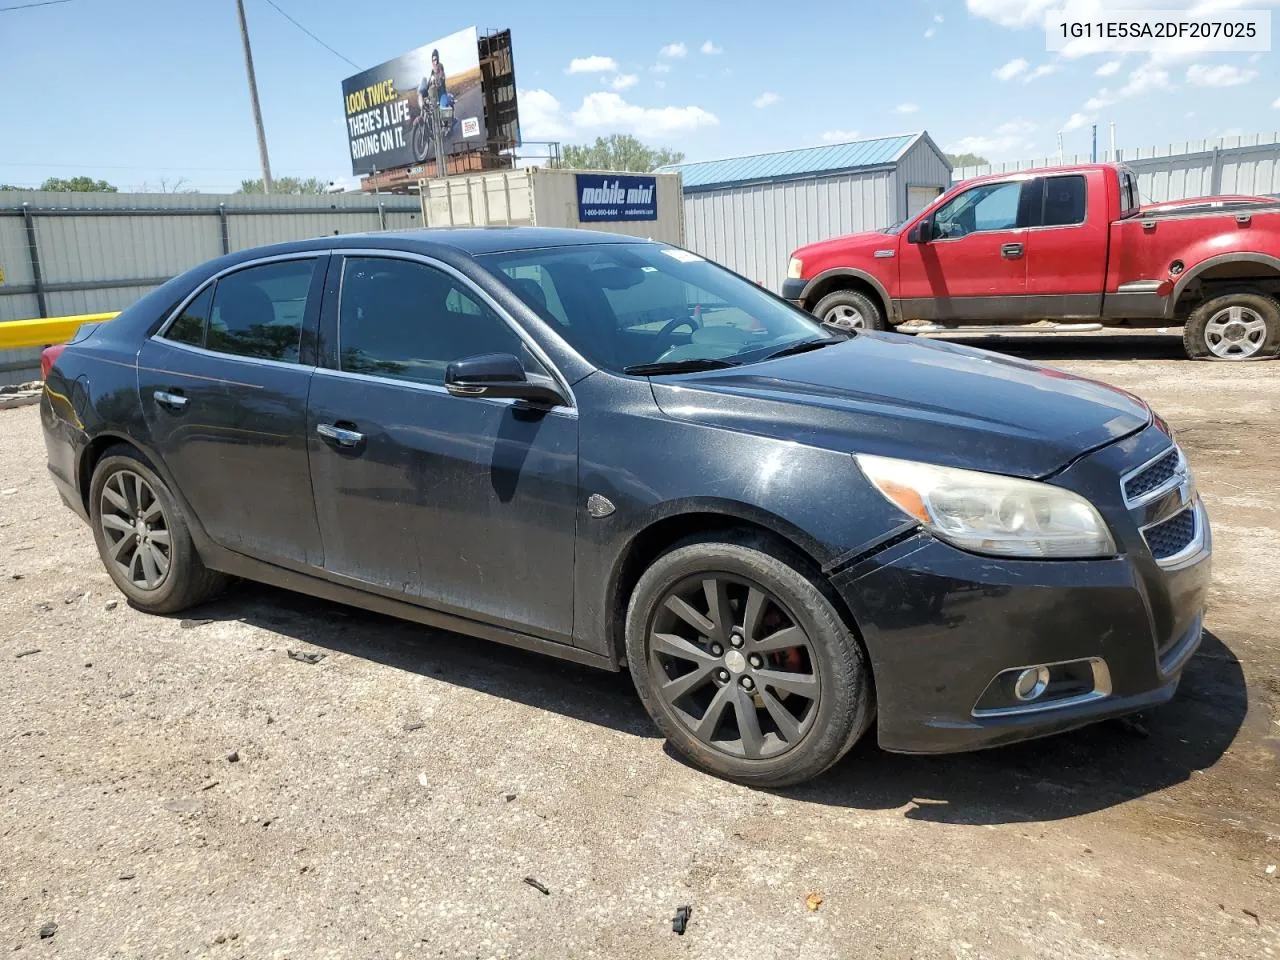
top-left (41, 228), bottom-right (1211, 787)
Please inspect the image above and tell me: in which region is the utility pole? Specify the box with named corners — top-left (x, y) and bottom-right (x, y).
top-left (1109, 120), bottom-right (1117, 162)
top-left (235, 0), bottom-right (273, 194)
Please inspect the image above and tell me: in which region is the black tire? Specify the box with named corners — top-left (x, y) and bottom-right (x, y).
top-left (625, 532), bottom-right (874, 788)
top-left (1182, 290), bottom-right (1280, 361)
top-left (88, 447), bottom-right (226, 613)
top-left (811, 289), bottom-right (888, 332)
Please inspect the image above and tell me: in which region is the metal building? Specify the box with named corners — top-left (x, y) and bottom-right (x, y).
top-left (662, 132), bottom-right (951, 291)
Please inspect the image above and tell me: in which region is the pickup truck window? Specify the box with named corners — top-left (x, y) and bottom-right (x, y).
top-left (1041, 175), bottom-right (1087, 227)
top-left (933, 181), bottom-right (1022, 239)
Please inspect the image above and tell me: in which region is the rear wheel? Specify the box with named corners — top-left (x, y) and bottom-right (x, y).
top-left (812, 289), bottom-right (887, 332)
top-left (1183, 291), bottom-right (1280, 361)
top-left (625, 534), bottom-right (873, 787)
top-left (89, 449), bottom-right (226, 613)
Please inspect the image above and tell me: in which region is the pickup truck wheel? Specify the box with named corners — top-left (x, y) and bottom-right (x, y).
top-left (625, 533), bottom-right (874, 787)
top-left (1183, 292), bottom-right (1280, 361)
top-left (813, 290), bottom-right (887, 332)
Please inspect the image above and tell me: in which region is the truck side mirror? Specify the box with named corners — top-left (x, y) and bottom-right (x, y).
top-left (908, 217), bottom-right (933, 244)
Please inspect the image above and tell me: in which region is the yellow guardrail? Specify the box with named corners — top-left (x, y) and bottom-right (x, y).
top-left (0, 312), bottom-right (119, 350)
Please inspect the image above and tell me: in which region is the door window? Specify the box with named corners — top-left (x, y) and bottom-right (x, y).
top-left (164, 285), bottom-right (214, 347)
top-left (933, 181), bottom-right (1023, 239)
top-left (1040, 175), bottom-right (1087, 227)
top-left (190, 259), bottom-right (318, 362)
top-left (338, 256), bottom-right (541, 386)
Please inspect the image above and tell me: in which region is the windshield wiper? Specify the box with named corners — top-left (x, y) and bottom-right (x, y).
top-left (759, 337), bottom-right (846, 361)
top-left (623, 357), bottom-right (739, 376)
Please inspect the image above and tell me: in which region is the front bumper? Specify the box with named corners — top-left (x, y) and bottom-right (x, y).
top-left (781, 278), bottom-right (807, 306)
top-left (831, 424), bottom-right (1211, 754)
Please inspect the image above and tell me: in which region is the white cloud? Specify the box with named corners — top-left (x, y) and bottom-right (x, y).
top-left (1095, 59), bottom-right (1121, 77)
top-left (895, 102), bottom-right (920, 114)
top-left (1084, 89), bottom-right (1115, 110)
top-left (654, 79), bottom-right (667, 89)
top-left (1185, 63), bottom-right (1257, 87)
top-left (966, 0), bottom-right (1055, 28)
top-left (934, 13), bottom-right (944, 22)
top-left (571, 92), bottom-right (718, 135)
top-left (1274, 96), bottom-right (1280, 109)
top-left (1062, 111), bottom-right (1094, 132)
top-left (611, 73), bottom-right (638, 90)
top-left (994, 57), bottom-right (1029, 81)
top-left (822, 129), bottom-right (860, 142)
top-left (650, 62), bottom-right (671, 74)
top-left (1118, 61), bottom-right (1169, 97)
top-left (1023, 63), bottom-right (1059, 82)
top-left (700, 40), bottom-right (722, 54)
top-left (518, 88), bottom-right (569, 138)
top-left (659, 42), bottom-right (687, 58)
top-left (996, 118), bottom-right (1037, 135)
top-left (567, 55), bottom-right (617, 74)
top-left (945, 133), bottom-right (1030, 156)
top-left (924, 26), bottom-right (937, 38)
top-left (753, 91), bottom-right (780, 108)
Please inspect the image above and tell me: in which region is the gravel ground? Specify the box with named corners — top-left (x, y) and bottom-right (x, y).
top-left (1, 332), bottom-right (1277, 959)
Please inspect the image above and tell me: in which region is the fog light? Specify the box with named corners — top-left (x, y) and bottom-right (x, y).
top-left (1013, 666), bottom-right (1051, 701)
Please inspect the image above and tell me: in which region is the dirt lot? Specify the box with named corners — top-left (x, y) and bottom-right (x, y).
top-left (1, 332), bottom-right (1277, 959)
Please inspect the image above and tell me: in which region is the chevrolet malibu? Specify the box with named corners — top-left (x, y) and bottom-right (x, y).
top-left (41, 228), bottom-right (1211, 787)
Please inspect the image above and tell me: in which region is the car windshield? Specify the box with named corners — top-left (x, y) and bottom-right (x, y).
top-left (479, 242), bottom-right (835, 374)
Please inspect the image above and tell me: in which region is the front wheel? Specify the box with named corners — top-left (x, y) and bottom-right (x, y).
top-left (812, 289), bottom-right (887, 332)
top-left (1183, 291), bottom-right (1280, 361)
top-left (625, 534), bottom-right (874, 787)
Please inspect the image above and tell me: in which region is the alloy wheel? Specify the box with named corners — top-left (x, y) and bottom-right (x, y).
top-left (647, 574), bottom-right (821, 760)
top-left (823, 304), bottom-right (866, 330)
top-left (1204, 305), bottom-right (1267, 359)
top-left (99, 469), bottom-right (172, 591)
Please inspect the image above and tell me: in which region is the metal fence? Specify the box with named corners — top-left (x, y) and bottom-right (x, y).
top-left (952, 132), bottom-right (1280, 202)
top-left (0, 191), bottom-right (423, 385)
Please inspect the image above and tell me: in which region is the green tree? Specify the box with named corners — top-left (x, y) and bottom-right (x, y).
top-left (945, 152), bottom-right (990, 169)
top-left (561, 135), bottom-right (685, 172)
top-left (0, 184), bottom-right (22, 191)
top-left (39, 176), bottom-right (118, 192)
top-left (237, 176), bottom-right (329, 195)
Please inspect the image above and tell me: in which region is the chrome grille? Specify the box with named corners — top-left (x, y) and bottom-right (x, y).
top-left (1123, 448), bottom-right (1181, 504)
top-left (1144, 507), bottom-right (1196, 560)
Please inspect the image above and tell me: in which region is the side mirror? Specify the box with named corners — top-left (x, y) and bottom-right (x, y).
top-left (907, 216), bottom-right (933, 244)
top-left (445, 352), bottom-right (567, 407)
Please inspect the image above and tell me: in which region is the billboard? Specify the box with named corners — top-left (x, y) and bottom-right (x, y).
top-left (341, 27), bottom-right (487, 177)
top-left (576, 174), bottom-right (658, 222)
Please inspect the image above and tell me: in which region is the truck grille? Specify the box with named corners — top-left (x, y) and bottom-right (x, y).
top-left (1123, 448), bottom-right (1181, 504)
top-left (1144, 507), bottom-right (1197, 561)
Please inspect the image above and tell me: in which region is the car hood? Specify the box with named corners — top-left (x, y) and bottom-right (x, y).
top-left (649, 333), bottom-right (1150, 479)
top-left (795, 230), bottom-right (892, 260)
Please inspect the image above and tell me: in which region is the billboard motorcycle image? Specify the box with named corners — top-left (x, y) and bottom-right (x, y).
top-left (341, 26), bottom-right (486, 176)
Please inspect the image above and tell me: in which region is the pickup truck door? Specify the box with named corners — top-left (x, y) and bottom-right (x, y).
top-left (1022, 173), bottom-right (1107, 316)
top-left (897, 179), bottom-right (1032, 321)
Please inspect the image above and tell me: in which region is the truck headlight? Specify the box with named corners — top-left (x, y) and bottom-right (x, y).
top-left (787, 257), bottom-right (804, 280)
top-left (855, 454), bottom-right (1116, 559)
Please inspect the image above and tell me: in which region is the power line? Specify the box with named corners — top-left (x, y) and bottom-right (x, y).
top-left (0, 0), bottom-right (72, 11)
top-left (259, 0), bottom-right (360, 69)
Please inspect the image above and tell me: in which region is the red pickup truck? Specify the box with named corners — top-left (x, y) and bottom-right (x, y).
top-left (782, 163), bottom-right (1280, 360)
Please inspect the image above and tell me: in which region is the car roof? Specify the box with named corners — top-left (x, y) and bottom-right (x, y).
top-left (220, 226), bottom-right (650, 265)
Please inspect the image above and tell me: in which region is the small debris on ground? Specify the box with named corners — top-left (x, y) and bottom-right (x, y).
top-left (15, 649), bottom-right (40, 659)
top-left (504, 793), bottom-right (517, 802)
top-left (286, 649), bottom-right (324, 665)
top-left (1115, 714), bottom-right (1150, 738)
top-left (672, 905), bottom-right (692, 935)
top-left (9, 573), bottom-right (23, 580)
top-left (200, 780), bottom-right (220, 791)
top-left (402, 721), bottom-right (425, 732)
top-left (214, 933), bottom-right (227, 944)
top-left (1243, 908), bottom-right (1260, 924)
top-left (63, 590), bottom-right (85, 604)
top-left (35, 601), bottom-right (51, 612)
top-left (38, 922), bottom-right (56, 939)
top-left (1266, 865), bottom-right (1276, 876)
top-left (417, 772), bottom-right (429, 788)
top-left (226, 751), bottom-right (240, 763)
top-left (104, 599), bottom-right (118, 611)
top-left (118, 872), bottom-right (135, 881)
top-left (523, 876), bottom-right (550, 896)
top-left (805, 892), bottom-right (824, 912)
top-left (180, 618), bottom-right (213, 629)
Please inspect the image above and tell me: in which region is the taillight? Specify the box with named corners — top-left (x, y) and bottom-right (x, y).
top-left (40, 343), bottom-right (67, 380)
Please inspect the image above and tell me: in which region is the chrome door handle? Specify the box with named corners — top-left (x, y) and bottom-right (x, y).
top-left (153, 390), bottom-right (188, 409)
top-left (316, 422), bottom-right (364, 447)
top-left (1000, 242), bottom-right (1024, 259)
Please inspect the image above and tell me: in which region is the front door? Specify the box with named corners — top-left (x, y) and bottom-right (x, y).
top-left (897, 178), bottom-right (1030, 321)
top-left (305, 253), bottom-right (579, 642)
top-left (137, 255), bottom-right (327, 568)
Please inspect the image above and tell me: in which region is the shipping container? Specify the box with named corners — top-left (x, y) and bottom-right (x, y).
top-left (417, 167), bottom-right (685, 245)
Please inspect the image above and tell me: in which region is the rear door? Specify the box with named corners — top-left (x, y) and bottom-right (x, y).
top-left (896, 179), bottom-right (1032, 320)
top-left (137, 254), bottom-right (327, 568)
top-left (1022, 173), bottom-right (1106, 315)
top-left (304, 253), bottom-right (579, 642)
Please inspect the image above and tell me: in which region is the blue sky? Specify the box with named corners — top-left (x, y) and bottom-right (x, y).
top-left (1, 0), bottom-right (1276, 191)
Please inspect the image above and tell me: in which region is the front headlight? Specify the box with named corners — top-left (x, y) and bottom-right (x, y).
top-left (787, 257), bottom-right (804, 280)
top-left (855, 454), bottom-right (1116, 559)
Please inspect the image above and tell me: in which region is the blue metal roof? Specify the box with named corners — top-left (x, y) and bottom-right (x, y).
top-left (659, 133), bottom-right (920, 192)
